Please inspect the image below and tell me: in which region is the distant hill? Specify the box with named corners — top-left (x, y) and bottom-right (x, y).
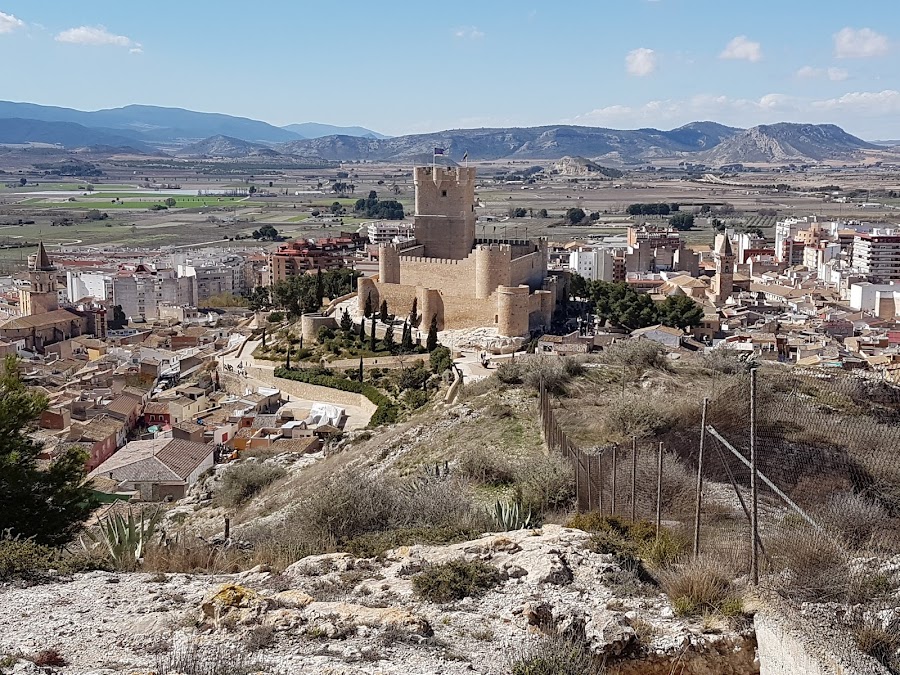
top-left (700, 123), bottom-right (875, 165)
top-left (0, 101), bottom-right (301, 144)
top-left (176, 135), bottom-right (281, 159)
top-left (275, 124), bottom-right (747, 163)
top-left (0, 118), bottom-right (152, 152)
top-left (282, 122), bottom-right (388, 139)
top-left (553, 156), bottom-right (624, 178)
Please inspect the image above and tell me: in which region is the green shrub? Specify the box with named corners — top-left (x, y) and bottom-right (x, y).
top-left (495, 362), bottom-right (523, 385)
top-left (0, 538), bottom-right (101, 580)
top-left (430, 346), bottom-right (452, 374)
top-left (267, 311), bottom-right (284, 323)
top-left (403, 389), bottom-right (429, 410)
top-left (515, 453), bottom-right (575, 516)
top-left (218, 462), bottom-right (287, 507)
top-left (573, 514), bottom-right (686, 569)
top-left (412, 559), bottom-right (501, 603)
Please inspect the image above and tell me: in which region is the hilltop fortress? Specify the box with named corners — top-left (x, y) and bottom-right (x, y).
top-left (357, 166), bottom-right (562, 337)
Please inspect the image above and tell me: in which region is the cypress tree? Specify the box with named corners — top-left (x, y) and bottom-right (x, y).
top-left (426, 314), bottom-right (439, 352)
top-left (358, 356), bottom-right (364, 381)
top-left (370, 316), bottom-right (377, 351)
top-left (364, 292), bottom-right (373, 318)
top-left (379, 299), bottom-right (389, 323)
top-left (285, 345), bottom-right (291, 369)
top-left (410, 297), bottom-right (419, 327)
top-left (359, 317), bottom-right (366, 342)
top-left (401, 319), bottom-right (412, 352)
top-left (383, 322), bottom-right (395, 353)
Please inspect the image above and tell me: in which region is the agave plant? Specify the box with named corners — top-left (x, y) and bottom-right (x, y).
top-left (491, 499), bottom-right (534, 532)
top-left (83, 506), bottom-right (163, 570)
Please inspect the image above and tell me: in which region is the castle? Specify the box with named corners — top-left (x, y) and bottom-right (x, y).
top-left (357, 167), bottom-right (562, 337)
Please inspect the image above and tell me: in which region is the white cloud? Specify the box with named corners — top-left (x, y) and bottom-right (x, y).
top-left (625, 48), bottom-right (657, 77)
top-left (0, 11), bottom-right (24, 33)
top-left (453, 26), bottom-right (484, 40)
top-left (796, 66), bottom-right (849, 81)
top-left (812, 90), bottom-right (900, 114)
top-left (834, 27), bottom-right (889, 58)
top-left (719, 35), bottom-right (762, 62)
top-left (55, 25), bottom-right (138, 48)
top-left (570, 89), bottom-right (900, 137)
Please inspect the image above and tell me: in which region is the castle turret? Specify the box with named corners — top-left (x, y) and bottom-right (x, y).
top-left (378, 243), bottom-right (400, 284)
top-left (413, 166), bottom-right (476, 260)
top-left (497, 285), bottom-right (530, 337)
top-left (474, 244), bottom-right (512, 299)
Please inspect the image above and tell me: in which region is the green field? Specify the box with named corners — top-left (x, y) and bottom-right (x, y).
top-left (22, 196), bottom-right (259, 210)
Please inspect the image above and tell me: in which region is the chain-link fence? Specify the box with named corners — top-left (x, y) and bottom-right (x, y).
top-left (539, 367), bottom-right (900, 610)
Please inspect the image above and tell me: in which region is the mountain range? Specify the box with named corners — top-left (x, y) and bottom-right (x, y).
top-left (0, 100), bottom-right (891, 166)
top-left (0, 101), bottom-right (384, 145)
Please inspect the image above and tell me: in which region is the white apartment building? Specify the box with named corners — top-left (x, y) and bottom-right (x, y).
top-left (852, 229), bottom-right (900, 282)
top-left (66, 271), bottom-right (112, 302)
top-left (112, 269), bottom-right (196, 321)
top-left (569, 247), bottom-right (614, 282)
top-left (366, 221), bottom-right (415, 245)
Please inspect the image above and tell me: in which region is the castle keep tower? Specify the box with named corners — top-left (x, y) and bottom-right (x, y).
top-left (413, 166), bottom-right (476, 260)
top-left (20, 242), bottom-right (60, 316)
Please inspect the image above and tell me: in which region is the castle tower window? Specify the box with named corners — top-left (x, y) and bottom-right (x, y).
top-left (441, 190), bottom-right (447, 197)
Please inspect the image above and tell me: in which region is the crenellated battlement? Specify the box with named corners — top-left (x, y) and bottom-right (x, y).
top-left (399, 256), bottom-right (464, 265)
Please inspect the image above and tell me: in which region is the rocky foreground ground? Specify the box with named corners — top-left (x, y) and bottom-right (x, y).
top-left (0, 525), bottom-right (758, 675)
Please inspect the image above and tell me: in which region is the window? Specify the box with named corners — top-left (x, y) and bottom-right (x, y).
top-left (441, 190), bottom-right (447, 197)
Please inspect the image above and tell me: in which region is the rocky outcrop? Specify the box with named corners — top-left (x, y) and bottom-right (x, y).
top-left (0, 526), bottom-right (758, 674)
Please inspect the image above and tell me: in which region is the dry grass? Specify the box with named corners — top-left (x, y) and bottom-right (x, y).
top-left (659, 559), bottom-right (742, 618)
top-left (852, 621), bottom-right (900, 672)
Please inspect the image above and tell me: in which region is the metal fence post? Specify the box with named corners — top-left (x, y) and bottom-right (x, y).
top-left (656, 442), bottom-right (663, 537)
top-left (693, 398), bottom-right (708, 559)
top-left (750, 369), bottom-right (759, 586)
top-left (631, 437), bottom-right (637, 523)
top-left (611, 445), bottom-right (618, 517)
top-left (587, 448), bottom-right (593, 512)
top-left (597, 449), bottom-right (604, 515)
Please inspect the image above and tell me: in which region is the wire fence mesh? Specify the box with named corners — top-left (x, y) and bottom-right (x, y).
top-left (539, 366), bottom-right (900, 611)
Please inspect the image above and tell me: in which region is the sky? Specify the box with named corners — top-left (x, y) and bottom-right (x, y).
top-left (0, 1), bottom-right (898, 139)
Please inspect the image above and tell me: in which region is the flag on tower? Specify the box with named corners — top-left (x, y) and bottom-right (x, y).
top-left (433, 147), bottom-right (445, 156)
top-left (462, 150), bottom-right (468, 166)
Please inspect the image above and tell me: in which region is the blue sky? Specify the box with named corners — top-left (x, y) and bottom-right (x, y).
top-left (0, 1), bottom-right (898, 138)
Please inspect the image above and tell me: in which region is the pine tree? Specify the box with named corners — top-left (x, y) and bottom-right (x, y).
top-left (410, 297), bottom-right (419, 327)
top-left (0, 356), bottom-right (96, 545)
top-left (364, 292), bottom-right (373, 318)
top-left (426, 314), bottom-right (439, 352)
top-left (370, 316), bottom-right (377, 351)
top-left (340, 308), bottom-right (353, 333)
top-left (379, 299), bottom-right (389, 323)
top-left (383, 322), bottom-right (395, 353)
